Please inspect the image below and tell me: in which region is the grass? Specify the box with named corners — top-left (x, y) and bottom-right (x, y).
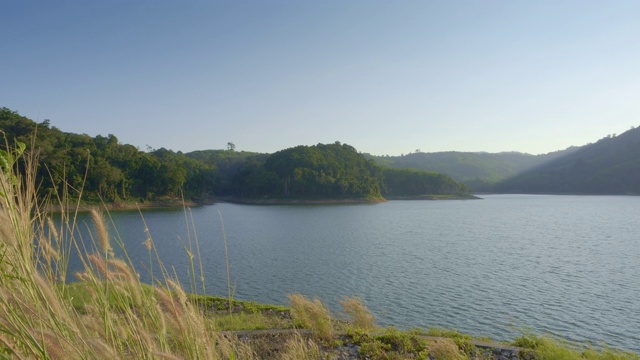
top-left (280, 333), bottom-right (322, 360)
top-left (344, 326), bottom-right (475, 359)
top-left (213, 312), bottom-right (292, 331)
top-left (60, 281), bottom-right (156, 313)
top-left (1, 138), bottom-right (640, 359)
top-left (426, 328), bottom-right (475, 353)
top-left (427, 338), bottom-right (467, 360)
top-left (62, 282), bottom-right (292, 331)
top-left (0, 139), bottom-right (251, 359)
top-left (340, 296), bottom-right (377, 331)
top-left (288, 293), bottom-right (335, 342)
top-left (513, 333), bottom-right (640, 360)
top-left (188, 293), bottom-right (289, 314)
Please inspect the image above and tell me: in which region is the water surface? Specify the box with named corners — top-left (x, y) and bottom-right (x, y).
top-left (70, 195), bottom-right (640, 352)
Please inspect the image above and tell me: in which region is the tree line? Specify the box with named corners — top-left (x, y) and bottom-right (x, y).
top-left (1, 107), bottom-right (469, 202)
top-left (1, 107), bottom-right (217, 202)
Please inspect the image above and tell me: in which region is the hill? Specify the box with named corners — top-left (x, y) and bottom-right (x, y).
top-left (1, 107), bottom-right (470, 203)
top-left (494, 126), bottom-right (640, 194)
top-left (366, 149), bottom-right (577, 191)
top-left (188, 143), bottom-right (471, 202)
top-left (0, 107), bottom-right (218, 203)
top-left (185, 149), bottom-right (268, 196)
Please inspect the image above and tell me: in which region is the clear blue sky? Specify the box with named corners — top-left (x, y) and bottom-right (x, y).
top-left (2, 1), bottom-right (639, 155)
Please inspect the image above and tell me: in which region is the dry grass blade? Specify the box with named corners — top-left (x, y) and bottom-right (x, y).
top-left (90, 208), bottom-right (112, 256)
top-left (280, 332), bottom-right (322, 360)
top-left (288, 293), bottom-right (334, 342)
top-left (0, 138), bottom-right (238, 359)
top-left (339, 296), bottom-right (377, 331)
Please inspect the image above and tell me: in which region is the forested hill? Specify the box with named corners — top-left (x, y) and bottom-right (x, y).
top-left (0, 107), bottom-right (218, 202)
top-left (366, 149), bottom-right (577, 191)
top-left (494, 126), bottom-right (640, 195)
top-left (227, 142), bottom-right (385, 200)
top-left (184, 149), bottom-right (267, 196)
top-left (1, 107), bottom-right (470, 202)
top-left (193, 142), bottom-right (469, 201)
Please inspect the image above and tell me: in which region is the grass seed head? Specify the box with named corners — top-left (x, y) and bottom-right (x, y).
top-left (90, 208), bottom-right (112, 255)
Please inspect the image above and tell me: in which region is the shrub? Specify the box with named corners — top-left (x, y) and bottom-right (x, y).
top-left (359, 339), bottom-right (392, 359)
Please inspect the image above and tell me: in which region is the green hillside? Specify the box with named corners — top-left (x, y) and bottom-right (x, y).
top-left (1, 107), bottom-right (470, 203)
top-left (0, 107), bottom-right (217, 203)
top-left (366, 149), bottom-right (577, 191)
top-left (494, 127), bottom-right (640, 194)
top-left (229, 142), bottom-right (385, 200)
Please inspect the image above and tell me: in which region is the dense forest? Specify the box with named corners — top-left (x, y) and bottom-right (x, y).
top-left (494, 126), bottom-right (640, 194)
top-left (227, 143), bottom-right (385, 200)
top-left (187, 143), bottom-right (468, 200)
top-left (1, 107), bottom-right (218, 202)
top-left (382, 168), bottom-right (468, 197)
top-left (0, 108), bottom-right (470, 203)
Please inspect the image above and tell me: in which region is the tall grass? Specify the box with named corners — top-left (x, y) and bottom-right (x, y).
top-left (0, 139), bottom-right (255, 358)
top-left (288, 294), bottom-right (334, 342)
top-left (339, 296), bottom-right (377, 331)
top-left (280, 333), bottom-right (322, 360)
top-left (514, 334), bottom-right (640, 360)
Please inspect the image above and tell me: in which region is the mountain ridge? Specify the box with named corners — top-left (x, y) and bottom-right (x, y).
top-left (3, 106), bottom-right (638, 196)
top-left (493, 126), bottom-right (640, 194)
top-left (365, 147), bottom-right (579, 191)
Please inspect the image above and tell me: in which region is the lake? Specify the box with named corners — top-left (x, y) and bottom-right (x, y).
top-left (68, 195), bottom-right (640, 353)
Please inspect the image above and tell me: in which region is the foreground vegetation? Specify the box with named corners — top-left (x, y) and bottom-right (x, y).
top-left (1, 140), bottom-right (638, 359)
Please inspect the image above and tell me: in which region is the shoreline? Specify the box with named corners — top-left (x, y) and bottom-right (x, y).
top-left (218, 197), bottom-right (387, 205)
top-left (46, 194), bottom-right (482, 211)
top-left (44, 198), bottom-right (204, 212)
top-left (218, 194), bottom-right (481, 205)
top-left (384, 194), bottom-right (481, 200)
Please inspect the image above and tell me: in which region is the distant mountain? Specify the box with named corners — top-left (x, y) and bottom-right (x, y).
top-left (494, 126), bottom-right (640, 194)
top-left (365, 149), bottom-right (577, 191)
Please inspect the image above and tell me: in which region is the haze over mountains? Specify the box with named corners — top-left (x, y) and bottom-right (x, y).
top-left (494, 126), bottom-right (640, 194)
top-left (366, 125), bottom-right (640, 195)
top-left (365, 148), bottom-right (579, 191)
top-left (2, 107), bottom-right (639, 196)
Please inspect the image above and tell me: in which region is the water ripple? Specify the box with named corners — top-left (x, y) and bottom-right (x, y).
top-left (67, 195), bottom-right (640, 353)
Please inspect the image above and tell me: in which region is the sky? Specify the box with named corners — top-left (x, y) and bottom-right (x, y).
top-left (2, 1), bottom-right (639, 156)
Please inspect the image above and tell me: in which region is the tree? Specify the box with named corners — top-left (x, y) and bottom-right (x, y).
top-left (262, 142), bottom-right (384, 199)
top-left (227, 142), bottom-right (236, 152)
